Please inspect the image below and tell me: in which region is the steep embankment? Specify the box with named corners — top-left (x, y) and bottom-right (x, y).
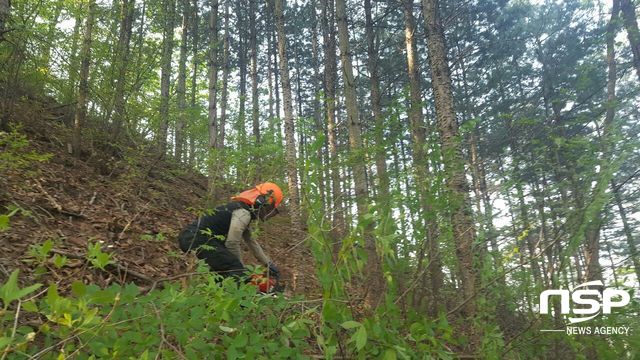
top-left (0, 95), bottom-right (318, 296)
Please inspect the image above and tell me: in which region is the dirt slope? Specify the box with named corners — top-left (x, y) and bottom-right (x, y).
top-left (0, 96), bottom-right (319, 297)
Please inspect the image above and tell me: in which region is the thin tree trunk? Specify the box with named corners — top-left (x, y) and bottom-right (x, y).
top-left (364, 0), bottom-right (390, 206)
top-left (310, 0), bottom-right (326, 212)
top-left (611, 181), bottom-right (640, 281)
top-left (402, 0), bottom-right (443, 315)
top-left (267, 1), bottom-right (274, 123)
top-left (112, 0), bottom-right (135, 137)
top-left (584, 0), bottom-right (622, 283)
top-left (208, 0), bottom-right (219, 153)
top-left (159, 0), bottom-right (176, 155)
top-left (189, 0), bottom-right (198, 165)
top-left (274, 0), bottom-right (302, 229)
top-left (0, 0), bottom-right (9, 36)
top-left (321, 0), bottom-right (344, 237)
top-left (620, 0), bottom-right (640, 80)
top-left (249, 0), bottom-right (260, 146)
top-left (218, 1), bottom-right (229, 150)
top-left (207, 0), bottom-right (220, 197)
top-left (175, 0), bottom-right (189, 162)
top-left (237, 1), bottom-right (247, 155)
top-left (73, 0), bottom-right (96, 157)
top-left (336, 0), bottom-right (384, 309)
top-left (422, 0), bottom-right (478, 320)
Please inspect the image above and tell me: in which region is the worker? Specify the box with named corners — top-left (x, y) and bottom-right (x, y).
top-left (178, 182), bottom-right (283, 281)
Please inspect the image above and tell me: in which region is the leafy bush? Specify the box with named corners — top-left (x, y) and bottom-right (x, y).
top-left (0, 127), bottom-right (51, 173)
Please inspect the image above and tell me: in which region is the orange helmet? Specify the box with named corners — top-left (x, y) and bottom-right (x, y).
top-left (231, 182), bottom-right (284, 208)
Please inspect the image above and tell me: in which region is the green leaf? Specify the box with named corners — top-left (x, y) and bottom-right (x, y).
top-left (0, 337), bottom-right (12, 350)
top-left (352, 326), bottom-right (367, 351)
top-left (71, 281), bottom-right (86, 297)
top-left (0, 270), bottom-right (41, 309)
top-left (341, 320), bottom-right (361, 329)
top-left (233, 333), bottom-right (248, 348)
top-left (0, 215), bottom-right (10, 231)
top-left (383, 349), bottom-right (397, 360)
top-left (22, 300), bottom-right (38, 312)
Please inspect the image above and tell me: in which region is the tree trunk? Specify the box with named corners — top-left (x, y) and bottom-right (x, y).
top-left (207, 0), bottom-right (219, 195)
top-left (159, 0), bottom-right (176, 155)
top-left (0, 0), bottom-right (9, 37)
top-left (237, 1), bottom-right (247, 155)
top-left (208, 0), bottom-right (219, 151)
top-left (112, 0), bottom-right (135, 138)
top-left (175, 0), bottom-right (189, 162)
top-left (364, 0), bottom-right (389, 206)
top-left (189, 0), bottom-right (199, 165)
top-left (73, 0), bottom-right (96, 157)
top-left (611, 181), bottom-right (640, 281)
top-left (267, 1), bottom-right (274, 123)
top-left (218, 1), bottom-right (229, 150)
top-left (402, 0), bottom-right (443, 315)
top-left (321, 0), bottom-right (344, 238)
top-left (310, 0), bottom-right (326, 212)
top-left (620, 0), bottom-right (640, 80)
top-left (249, 0), bottom-right (260, 146)
top-left (422, 0), bottom-right (478, 319)
top-left (583, 0), bottom-right (622, 284)
top-left (274, 0), bottom-right (302, 229)
top-left (336, 0), bottom-right (384, 309)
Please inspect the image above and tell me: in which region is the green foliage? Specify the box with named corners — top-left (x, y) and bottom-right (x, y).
top-left (0, 127), bottom-right (52, 173)
top-left (0, 205), bottom-right (30, 233)
top-left (86, 242), bottom-right (113, 270)
top-left (140, 232), bottom-right (166, 242)
top-left (0, 275), bottom-right (323, 359)
top-left (0, 270), bottom-right (42, 310)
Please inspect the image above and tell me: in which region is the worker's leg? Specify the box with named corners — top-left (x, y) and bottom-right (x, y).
top-left (177, 224), bottom-right (207, 252)
top-left (195, 242), bottom-right (248, 280)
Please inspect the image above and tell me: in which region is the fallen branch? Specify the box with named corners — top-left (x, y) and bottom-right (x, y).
top-left (33, 179), bottom-right (86, 219)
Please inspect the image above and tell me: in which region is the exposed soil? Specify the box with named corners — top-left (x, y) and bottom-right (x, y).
top-left (0, 95), bottom-right (319, 298)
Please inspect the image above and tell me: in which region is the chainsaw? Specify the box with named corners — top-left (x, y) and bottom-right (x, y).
top-left (249, 271), bottom-right (285, 294)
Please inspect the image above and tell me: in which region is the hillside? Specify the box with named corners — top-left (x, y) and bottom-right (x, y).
top-left (0, 95), bottom-right (319, 297)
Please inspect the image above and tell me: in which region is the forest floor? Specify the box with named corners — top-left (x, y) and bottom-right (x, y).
top-left (0, 94), bottom-right (320, 298)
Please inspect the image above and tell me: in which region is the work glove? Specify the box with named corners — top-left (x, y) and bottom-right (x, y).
top-left (267, 262), bottom-right (280, 277)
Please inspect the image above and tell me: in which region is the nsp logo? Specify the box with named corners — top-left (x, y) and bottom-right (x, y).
top-left (539, 280), bottom-right (630, 324)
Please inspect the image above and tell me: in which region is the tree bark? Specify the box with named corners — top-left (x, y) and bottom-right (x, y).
top-left (112, 0), bottom-right (135, 138)
top-left (188, 0), bottom-right (199, 165)
top-left (207, 0), bottom-right (219, 195)
top-left (422, 0), bottom-right (478, 319)
top-left (0, 0), bottom-right (9, 37)
top-left (336, 0), bottom-right (384, 309)
top-left (321, 0), bottom-right (344, 238)
top-left (218, 1), bottom-right (229, 150)
top-left (402, 0), bottom-right (443, 315)
top-left (73, 0), bottom-right (96, 157)
top-left (620, 0), bottom-right (640, 80)
top-left (207, 0), bottom-right (219, 151)
top-left (365, 0), bottom-right (389, 205)
top-left (583, 0), bottom-right (622, 284)
top-left (237, 1), bottom-right (247, 154)
top-left (611, 181), bottom-right (640, 281)
top-left (274, 0), bottom-right (302, 229)
top-left (175, 0), bottom-right (189, 162)
top-left (249, 0), bottom-right (260, 146)
top-left (159, 0), bottom-right (176, 155)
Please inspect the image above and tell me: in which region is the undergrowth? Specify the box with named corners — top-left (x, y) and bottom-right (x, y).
top-left (0, 267), bottom-right (457, 359)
